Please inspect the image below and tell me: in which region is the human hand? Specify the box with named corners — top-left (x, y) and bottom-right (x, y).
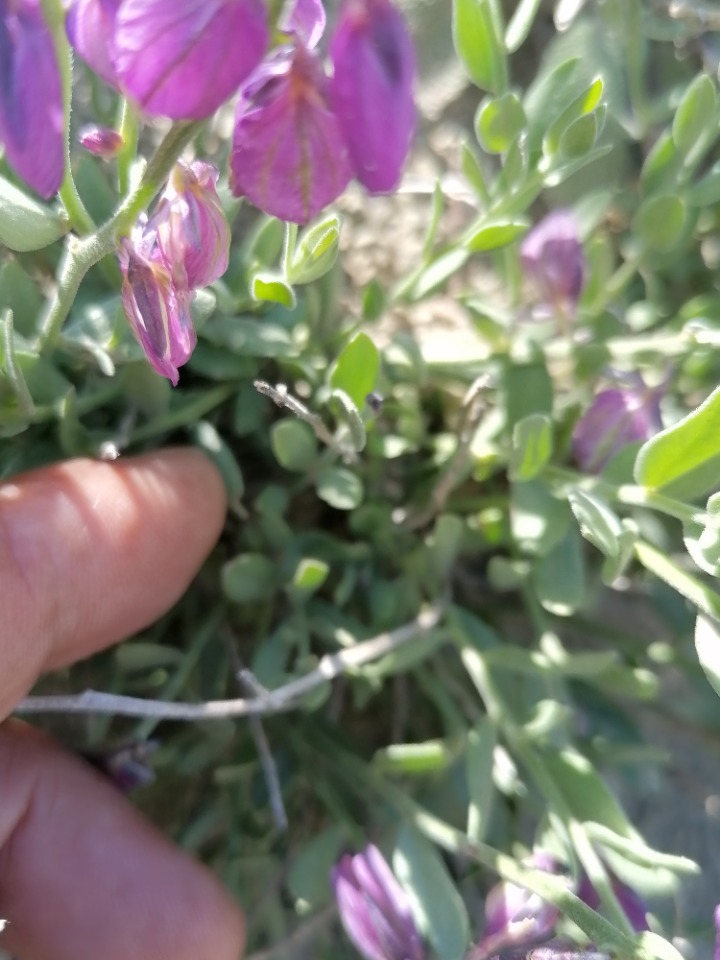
top-left (0, 449), bottom-right (245, 960)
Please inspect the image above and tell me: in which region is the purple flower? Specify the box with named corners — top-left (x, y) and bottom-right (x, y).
top-left (78, 123), bottom-right (123, 158)
top-left (471, 852), bottom-right (563, 960)
top-left (0, 0), bottom-right (63, 198)
top-left (572, 376), bottom-right (663, 474)
top-left (113, 0), bottom-right (269, 120)
top-left (66, 0), bottom-right (121, 87)
top-left (578, 869), bottom-right (649, 933)
top-left (230, 43), bottom-right (353, 224)
top-left (714, 904), bottom-right (720, 960)
top-left (118, 216), bottom-right (195, 386)
top-left (332, 844), bottom-right (425, 960)
top-left (280, 0), bottom-right (326, 49)
top-left (152, 160), bottom-right (230, 288)
top-left (520, 210), bottom-right (586, 316)
top-left (330, 0), bottom-right (415, 193)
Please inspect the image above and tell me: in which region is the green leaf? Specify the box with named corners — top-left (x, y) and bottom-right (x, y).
top-left (189, 421), bottom-right (244, 502)
top-left (287, 825), bottom-right (347, 908)
top-left (0, 260), bottom-right (43, 337)
top-left (524, 57), bottom-right (583, 153)
top-left (543, 76), bottom-right (604, 158)
top-left (329, 389), bottom-right (367, 452)
top-left (532, 525), bottom-right (585, 616)
top-left (503, 359), bottom-right (553, 428)
top-left (409, 248), bottom-right (470, 300)
top-left (288, 557), bottom-right (330, 601)
top-left (504, 0), bottom-right (542, 52)
top-left (375, 740), bottom-right (454, 775)
top-left (636, 932), bottom-right (686, 960)
top-left (271, 419), bottom-right (318, 472)
top-left (475, 93), bottom-right (526, 153)
top-left (687, 161), bottom-right (720, 206)
top-left (633, 194), bottom-right (687, 253)
top-left (558, 111), bottom-right (599, 159)
top-left (250, 272), bottom-right (297, 309)
top-left (509, 413), bottom-right (553, 481)
top-left (393, 826), bottom-right (470, 960)
top-left (203, 315), bottom-right (295, 358)
top-left (451, 0), bottom-right (507, 94)
top-left (222, 553), bottom-right (278, 603)
top-left (672, 74), bottom-right (717, 158)
top-left (511, 480), bottom-right (570, 556)
top-left (695, 614), bottom-right (720, 700)
top-left (568, 488), bottom-right (622, 558)
top-left (640, 131), bottom-right (681, 194)
top-left (466, 720), bottom-right (496, 843)
top-left (315, 467), bottom-right (363, 510)
top-left (635, 383), bottom-right (720, 496)
top-left (429, 514), bottom-right (464, 580)
top-left (684, 520), bottom-right (720, 577)
top-left (465, 218), bottom-right (528, 252)
top-left (329, 332), bottom-right (380, 409)
top-left (288, 213), bottom-right (341, 284)
top-left (0, 174), bottom-right (68, 251)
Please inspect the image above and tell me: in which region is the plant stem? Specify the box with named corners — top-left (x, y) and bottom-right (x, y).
top-left (634, 539), bottom-right (720, 620)
top-left (116, 100), bottom-right (139, 196)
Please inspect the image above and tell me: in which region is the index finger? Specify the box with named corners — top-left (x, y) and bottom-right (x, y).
top-left (0, 448), bottom-right (227, 717)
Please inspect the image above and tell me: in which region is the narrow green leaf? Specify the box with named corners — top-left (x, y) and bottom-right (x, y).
top-left (329, 332), bottom-right (380, 410)
top-left (543, 76), bottom-right (604, 157)
top-left (465, 219), bottom-right (528, 252)
top-left (504, 0), bottom-right (543, 52)
top-left (509, 413), bottom-right (553, 481)
top-left (558, 112), bottom-right (598, 159)
top-left (466, 720), bottom-right (496, 843)
top-left (251, 272), bottom-right (297, 309)
top-left (329, 388), bottom-right (367, 452)
top-left (672, 74), bottom-right (717, 158)
top-left (375, 740), bottom-right (455, 775)
top-left (452, 0), bottom-right (507, 94)
top-left (289, 558), bottom-right (330, 599)
top-left (393, 826), bottom-right (470, 960)
top-left (532, 525), bottom-right (585, 616)
top-left (568, 488), bottom-right (622, 558)
top-left (635, 382), bottom-right (720, 495)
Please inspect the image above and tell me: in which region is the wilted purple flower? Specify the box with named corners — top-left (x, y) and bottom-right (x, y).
top-left (332, 844), bottom-right (425, 960)
top-left (230, 43), bottom-right (353, 224)
top-left (0, 0), bottom-right (63, 198)
top-left (78, 123), bottom-right (123, 158)
top-left (118, 216), bottom-right (195, 386)
top-left (470, 852), bottom-right (563, 960)
top-left (113, 0), bottom-right (268, 120)
top-left (572, 376), bottom-right (663, 474)
top-left (152, 160), bottom-right (230, 288)
top-left (82, 740), bottom-right (158, 794)
top-left (578, 868), bottom-right (649, 933)
top-left (66, 0), bottom-right (121, 87)
top-left (330, 0), bottom-right (415, 193)
top-left (520, 210), bottom-right (586, 316)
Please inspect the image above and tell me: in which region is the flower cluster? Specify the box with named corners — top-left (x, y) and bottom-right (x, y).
top-left (119, 160), bottom-right (230, 385)
top-left (0, 1), bottom-right (415, 220)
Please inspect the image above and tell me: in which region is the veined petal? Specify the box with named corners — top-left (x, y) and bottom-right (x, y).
top-left (0, 0), bottom-right (63, 197)
top-left (230, 47), bottom-right (352, 224)
top-left (66, 0), bottom-right (121, 86)
top-left (280, 0), bottom-right (326, 49)
top-left (330, 0), bottom-right (415, 193)
top-left (114, 0), bottom-right (268, 119)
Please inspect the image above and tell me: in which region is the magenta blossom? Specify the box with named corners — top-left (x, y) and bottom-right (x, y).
top-left (0, 0), bottom-right (63, 198)
top-left (230, 43), bottom-right (353, 224)
top-left (578, 868), bottom-right (649, 933)
top-left (112, 0), bottom-right (268, 120)
top-left (573, 376), bottom-right (663, 474)
top-left (280, 0), bottom-right (326, 49)
top-left (78, 124), bottom-right (123, 158)
top-left (330, 0), bottom-right (415, 193)
top-left (470, 852), bottom-right (563, 960)
top-left (66, 0), bottom-right (121, 86)
top-left (332, 845), bottom-right (425, 960)
top-left (119, 217), bottom-right (195, 386)
top-left (152, 160), bottom-right (230, 289)
top-left (521, 210), bottom-right (586, 317)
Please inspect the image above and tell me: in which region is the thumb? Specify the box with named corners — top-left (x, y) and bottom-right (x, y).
top-left (0, 721), bottom-right (245, 960)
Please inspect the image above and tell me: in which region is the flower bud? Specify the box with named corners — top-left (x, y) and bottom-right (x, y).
top-left (332, 844), bottom-right (425, 960)
top-left (330, 0), bottom-right (416, 193)
top-left (230, 44), bottom-right (353, 224)
top-left (82, 740), bottom-right (157, 794)
top-left (0, 0), bottom-right (63, 198)
top-left (118, 219), bottom-right (195, 386)
top-left (520, 210), bottom-right (586, 316)
top-left (113, 0), bottom-right (268, 120)
top-left (472, 852), bottom-right (563, 960)
top-left (66, 0), bottom-right (121, 87)
top-left (78, 123), bottom-right (123, 158)
top-left (572, 377), bottom-right (663, 474)
top-left (153, 160), bottom-right (230, 289)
